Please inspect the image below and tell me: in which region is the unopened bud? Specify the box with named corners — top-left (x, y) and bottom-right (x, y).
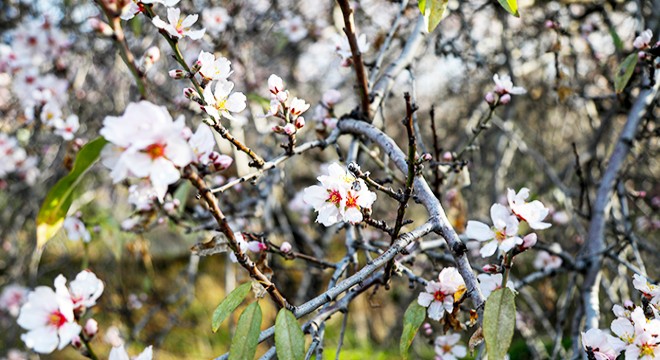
top-left (84, 319), bottom-right (98, 338)
top-left (485, 92), bottom-right (496, 105)
top-left (180, 127), bottom-right (193, 140)
top-left (638, 51), bottom-right (647, 60)
top-left (482, 264), bottom-right (501, 273)
top-left (272, 125), bottom-right (284, 134)
top-left (88, 18), bottom-right (114, 37)
top-left (520, 233), bottom-right (537, 250)
top-left (544, 20), bottom-right (555, 29)
top-left (623, 300), bottom-right (634, 309)
top-left (295, 116), bottom-right (305, 129)
top-left (422, 322), bottom-right (433, 336)
top-left (163, 201), bottom-right (176, 213)
top-left (211, 153), bottom-right (233, 170)
top-left (183, 88), bottom-right (200, 102)
top-left (71, 335), bottom-right (83, 349)
top-left (190, 60), bottom-right (202, 74)
top-left (283, 123), bottom-right (296, 135)
top-left (421, 153), bottom-right (432, 162)
top-left (145, 46), bottom-right (160, 63)
top-left (499, 93), bottom-right (512, 105)
top-left (442, 151), bottom-right (453, 161)
top-left (276, 90), bottom-right (289, 102)
top-left (280, 241), bottom-right (292, 253)
top-left (168, 69), bottom-right (189, 79)
top-left (322, 89), bottom-right (342, 106)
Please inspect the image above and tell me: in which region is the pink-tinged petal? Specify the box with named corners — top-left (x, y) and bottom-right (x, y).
top-left (185, 28), bottom-right (206, 40)
top-left (465, 221), bottom-right (493, 241)
top-left (479, 240), bottom-right (499, 257)
top-left (509, 86), bottom-right (527, 95)
top-left (181, 14), bottom-right (198, 28)
top-left (427, 301), bottom-right (444, 321)
top-left (109, 345), bottom-right (131, 360)
top-left (343, 207), bottom-right (363, 224)
top-left (225, 92), bottom-right (247, 113)
top-left (57, 321), bottom-right (82, 350)
top-left (135, 346), bottom-right (154, 360)
top-left (21, 326), bottom-right (59, 354)
top-left (164, 136), bottom-right (194, 167)
top-left (418, 292), bottom-right (434, 307)
top-left (166, 7), bottom-right (180, 26)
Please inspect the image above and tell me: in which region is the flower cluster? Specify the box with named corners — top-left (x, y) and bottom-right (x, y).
top-left (100, 101), bottom-right (232, 203)
top-left (417, 267), bottom-right (466, 321)
top-left (0, 16), bottom-right (79, 141)
top-left (0, 134), bottom-right (39, 186)
top-left (303, 163), bottom-right (377, 226)
top-left (16, 270), bottom-right (104, 354)
top-left (465, 187), bottom-right (551, 258)
top-left (63, 215), bottom-right (92, 243)
top-left (120, 0), bottom-right (180, 21)
top-left (485, 74), bottom-right (526, 106)
top-left (582, 275), bottom-right (660, 359)
top-left (265, 74), bottom-right (310, 136)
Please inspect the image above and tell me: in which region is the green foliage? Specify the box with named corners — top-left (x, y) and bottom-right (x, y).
top-left (483, 288), bottom-right (516, 360)
top-left (212, 282), bottom-right (252, 333)
top-left (228, 302), bottom-right (262, 360)
top-left (36, 137), bottom-right (108, 249)
top-left (615, 53), bottom-right (639, 94)
top-left (497, 0), bottom-right (519, 17)
top-left (418, 0), bottom-right (449, 33)
top-left (275, 309), bottom-right (305, 360)
top-left (400, 300), bottom-right (426, 359)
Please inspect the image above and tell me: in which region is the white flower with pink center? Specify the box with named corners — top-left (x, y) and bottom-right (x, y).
top-left (633, 29), bottom-right (653, 50)
top-left (434, 332), bottom-right (467, 360)
top-left (477, 273), bottom-right (514, 298)
top-left (201, 80), bottom-right (247, 121)
top-left (581, 328), bottom-right (624, 360)
top-left (17, 283), bottom-right (82, 353)
top-left (196, 51), bottom-right (232, 81)
top-left (465, 203), bottom-right (522, 258)
top-left (507, 188), bottom-right (551, 230)
top-left (0, 284), bottom-right (28, 317)
top-left (492, 74), bottom-right (527, 96)
top-left (533, 247), bottom-right (563, 270)
top-left (202, 7), bottom-right (232, 36)
top-left (63, 216), bottom-right (91, 243)
top-left (632, 274), bottom-right (660, 305)
top-left (55, 271), bottom-right (104, 310)
top-left (152, 7), bottom-right (205, 40)
top-left (52, 114), bottom-right (80, 141)
top-left (417, 267), bottom-right (465, 321)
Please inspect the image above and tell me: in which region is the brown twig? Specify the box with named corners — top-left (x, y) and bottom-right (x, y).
top-left (336, 0), bottom-right (371, 120)
top-left (182, 166), bottom-right (290, 309)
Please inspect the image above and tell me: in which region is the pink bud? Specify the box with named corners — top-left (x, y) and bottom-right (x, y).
top-left (247, 241), bottom-right (266, 253)
top-left (295, 116), bottom-right (305, 129)
top-left (283, 123), bottom-right (296, 135)
top-left (145, 46), bottom-right (160, 63)
top-left (168, 69), bottom-right (188, 79)
top-left (84, 319), bottom-right (98, 338)
top-left (88, 18), bottom-right (114, 37)
top-left (638, 51), bottom-right (647, 60)
top-left (422, 322), bottom-right (433, 336)
top-left (422, 153), bottom-right (432, 161)
top-left (485, 92), bottom-right (496, 104)
top-left (212, 154), bottom-right (233, 170)
top-left (442, 151), bottom-right (453, 161)
top-left (163, 202), bottom-right (176, 213)
top-left (71, 335), bottom-right (83, 349)
top-left (521, 233), bottom-right (537, 249)
top-left (322, 89), bottom-right (342, 106)
top-left (272, 125), bottom-right (284, 134)
top-left (499, 93), bottom-right (512, 105)
top-left (544, 20), bottom-right (555, 29)
top-left (190, 60), bottom-right (202, 74)
top-left (280, 242), bottom-right (292, 253)
top-left (276, 90), bottom-right (289, 102)
top-left (623, 300), bottom-right (634, 308)
top-left (482, 264), bottom-right (501, 273)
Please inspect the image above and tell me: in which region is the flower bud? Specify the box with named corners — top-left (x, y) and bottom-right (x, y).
top-left (247, 241), bottom-right (267, 253)
top-left (485, 92), bottom-right (496, 105)
top-left (322, 89), bottom-right (342, 106)
top-left (280, 242), bottom-right (292, 253)
top-left (163, 201), bottom-right (176, 213)
top-left (88, 18), bottom-right (114, 37)
top-left (482, 264), bottom-right (501, 273)
top-left (283, 123), bottom-right (296, 135)
top-left (422, 322), bottom-right (433, 336)
top-left (71, 335), bottom-right (83, 349)
top-left (294, 116), bottom-right (305, 129)
top-left (190, 60), bottom-right (202, 74)
top-left (623, 299), bottom-right (634, 309)
top-left (272, 125), bottom-right (284, 134)
top-left (421, 153), bottom-right (432, 162)
top-left (544, 20), bottom-right (555, 29)
top-left (84, 319), bottom-right (98, 338)
top-left (276, 90), bottom-right (289, 102)
top-left (442, 151), bottom-right (453, 161)
top-left (211, 153), bottom-right (233, 170)
top-left (168, 69), bottom-right (189, 79)
top-left (499, 93), bottom-right (512, 105)
top-left (520, 233), bottom-right (537, 250)
top-left (144, 46), bottom-right (161, 64)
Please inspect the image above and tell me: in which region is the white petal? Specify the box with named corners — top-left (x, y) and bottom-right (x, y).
top-left (57, 322), bottom-right (82, 350)
top-left (479, 240), bottom-right (499, 257)
top-left (465, 221), bottom-right (493, 241)
top-left (418, 292), bottom-right (434, 307)
top-left (21, 326), bottom-right (59, 354)
top-left (427, 301), bottom-right (444, 321)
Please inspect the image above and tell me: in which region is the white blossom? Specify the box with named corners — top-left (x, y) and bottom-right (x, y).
top-left (201, 80), bottom-right (247, 120)
top-left (492, 74), bottom-right (527, 96)
top-left (417, 267), bottom-right (465, 321)
top-left (465, 203), bottom-right (522, 257)
top-left (434, 332), bottom-right (467, 360)
top-left (633, 29), bottom-right (653, 50)
top-left (202, 7), bottom-right (232, 35)
top-left (152, 7), bottom-right (205, 40)
top-left (196, 51), bottom-right (232, 81)
top-left (507, 187), bottom-right (551, 230)
top-left (63, 216), bottom-right (91, 243)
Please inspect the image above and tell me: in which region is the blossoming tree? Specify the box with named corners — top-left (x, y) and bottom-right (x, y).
top-left (0, 0), bottom-right (659, 359)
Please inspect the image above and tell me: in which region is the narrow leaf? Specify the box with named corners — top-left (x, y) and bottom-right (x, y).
top-left (418, 0), bottom-right (427, 12)
top-left (497, 0), bottom-right (519, 17)
top-left (421, 0), bottom-right (449, 33)
top-left (483, 288), bottom-right (516, 360)
top-left (400, 301), bottom-right (426, 359)
top-left (609, 28), bottom-right (623, 52)
top-left (614, 53), bottom-right (639, 94)
top-left (212, 282), bottom-right (252, 332)
top-left (228, 302), bottom-right (262, 360)
top-left (275, 309), bottom-right (305, 360)
top-left (36, 137), bottom-right (108, 249)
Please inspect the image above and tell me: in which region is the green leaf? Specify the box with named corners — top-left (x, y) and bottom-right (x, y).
top-left (497, 0), bottom-right (519, 17)
top-left (400, 301), bottom-right (426, 359)
top-left (420, 0), bottom-right (449, 33)
top-left (36, 137), bottom-right (108, 249)
top-left (609, 28), bottom-right (623, 52)
top-left (483, 288), bottom-right (516, 360)
top-left (228, 302), bottom-right (262, 360)
top-left (275, 309), bottom-right (305, 360)
top-left (614, 53), bottom-right (639, 94)
top-left (212, 282), bottom-right (252, 333)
